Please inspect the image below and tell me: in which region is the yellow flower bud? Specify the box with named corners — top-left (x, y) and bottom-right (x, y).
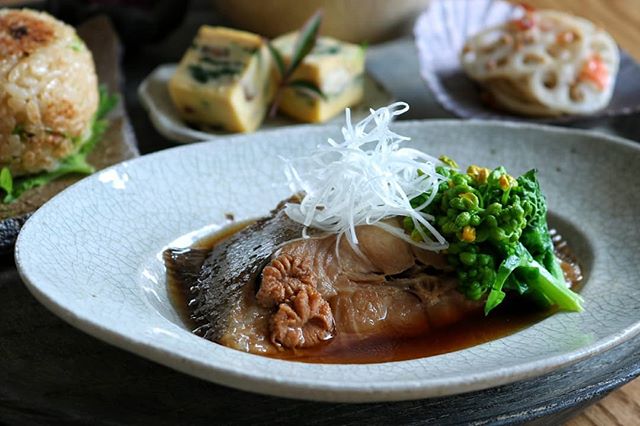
top-left (439, 155), bottom-right (459, 169)
top-left (460, 192), bottom-right (479, 206)
top-left (462, 226), bottom-right (476, 242)
top-left (498, 175), bottom-right (513, 191)
top-left (467, 165), bottom-right (490, 183)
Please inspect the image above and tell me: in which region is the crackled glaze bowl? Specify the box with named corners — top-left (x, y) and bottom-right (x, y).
top-left (15, 121), bottom-right (640, 402)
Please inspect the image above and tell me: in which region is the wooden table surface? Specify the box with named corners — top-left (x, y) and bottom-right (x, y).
top-left (566, 379), bottom-right (640, 426)
top-left (525, 3), bottom-right (640, 424)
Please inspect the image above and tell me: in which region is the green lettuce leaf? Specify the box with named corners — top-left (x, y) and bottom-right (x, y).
top-left (2, 85), bottom-right (118, 203)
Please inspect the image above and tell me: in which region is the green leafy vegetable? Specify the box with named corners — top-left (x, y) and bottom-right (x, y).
top-left (1, 85), bottom-right (118, 203)
top-left (69, 37), bottom-right (85, 52)
top-left (3, 154), bottom-right (94, 203)
top-left (287, 10), bottom-right (323, 76)
top-left (81, 85), bottom-right (118, 156)
top-left (0, 168), bottom-right (13, 196)
top-left (188, 63), bottom-right (241, 84)
top-left (96, 85), bottom-right (119, 122)
top-left (406, 159), bottom-right (583, 314)
top-left (11, 124), bottom-right (26, 137)
top-left (287, 80), bottom-right (327, 100)
top-left (358, 41), bottom-right (368, 61)
top-left (266, 41), bottom-right (286, 77)
top-left (267, 10), bottom-right (326, 117)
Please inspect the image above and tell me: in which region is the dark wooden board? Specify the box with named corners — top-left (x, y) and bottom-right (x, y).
top-left (0, 254), bottom-right (639, 425)
top-left (0, 16), bottom-right (138, 253)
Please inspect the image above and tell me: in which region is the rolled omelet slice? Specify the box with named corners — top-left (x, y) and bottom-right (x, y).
top-left (168, 26), bottom-right (276, 133)
top-left (272, 33), bottom-right (365, 123)
top-left (0, 9), bottom-right (99, 176)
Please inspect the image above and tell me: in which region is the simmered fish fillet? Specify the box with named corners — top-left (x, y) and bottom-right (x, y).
top-left (165, 206), bottom-right (481, 355)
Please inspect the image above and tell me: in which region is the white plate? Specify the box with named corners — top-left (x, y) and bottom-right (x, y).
top-left (15, 120), bottom-right (640, 402)
top-left (138, 64), bottom-right (394, 143)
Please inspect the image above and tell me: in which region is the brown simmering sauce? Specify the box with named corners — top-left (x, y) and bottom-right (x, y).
top-left (167, 224), bottom-right (583, 364)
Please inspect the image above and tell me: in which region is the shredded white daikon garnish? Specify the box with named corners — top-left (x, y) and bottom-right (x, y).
top-left (283, 102), bottom-right (449, 252)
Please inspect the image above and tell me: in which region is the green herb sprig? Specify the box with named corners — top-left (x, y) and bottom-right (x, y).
top-left (267, 10), bottom-right (326, 117)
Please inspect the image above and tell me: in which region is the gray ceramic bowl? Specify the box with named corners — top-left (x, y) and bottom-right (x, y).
top-left (15, 120), bottom-right (640, 402)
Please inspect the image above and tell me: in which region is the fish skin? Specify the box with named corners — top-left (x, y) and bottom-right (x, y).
top-left (189, 209), bottom-right (305, 341)
top-left (164, 247), bottom-right (209, 295)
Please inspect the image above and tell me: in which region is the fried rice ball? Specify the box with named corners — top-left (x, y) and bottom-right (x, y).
top-left (0, 9), bottom-right (99, 177)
